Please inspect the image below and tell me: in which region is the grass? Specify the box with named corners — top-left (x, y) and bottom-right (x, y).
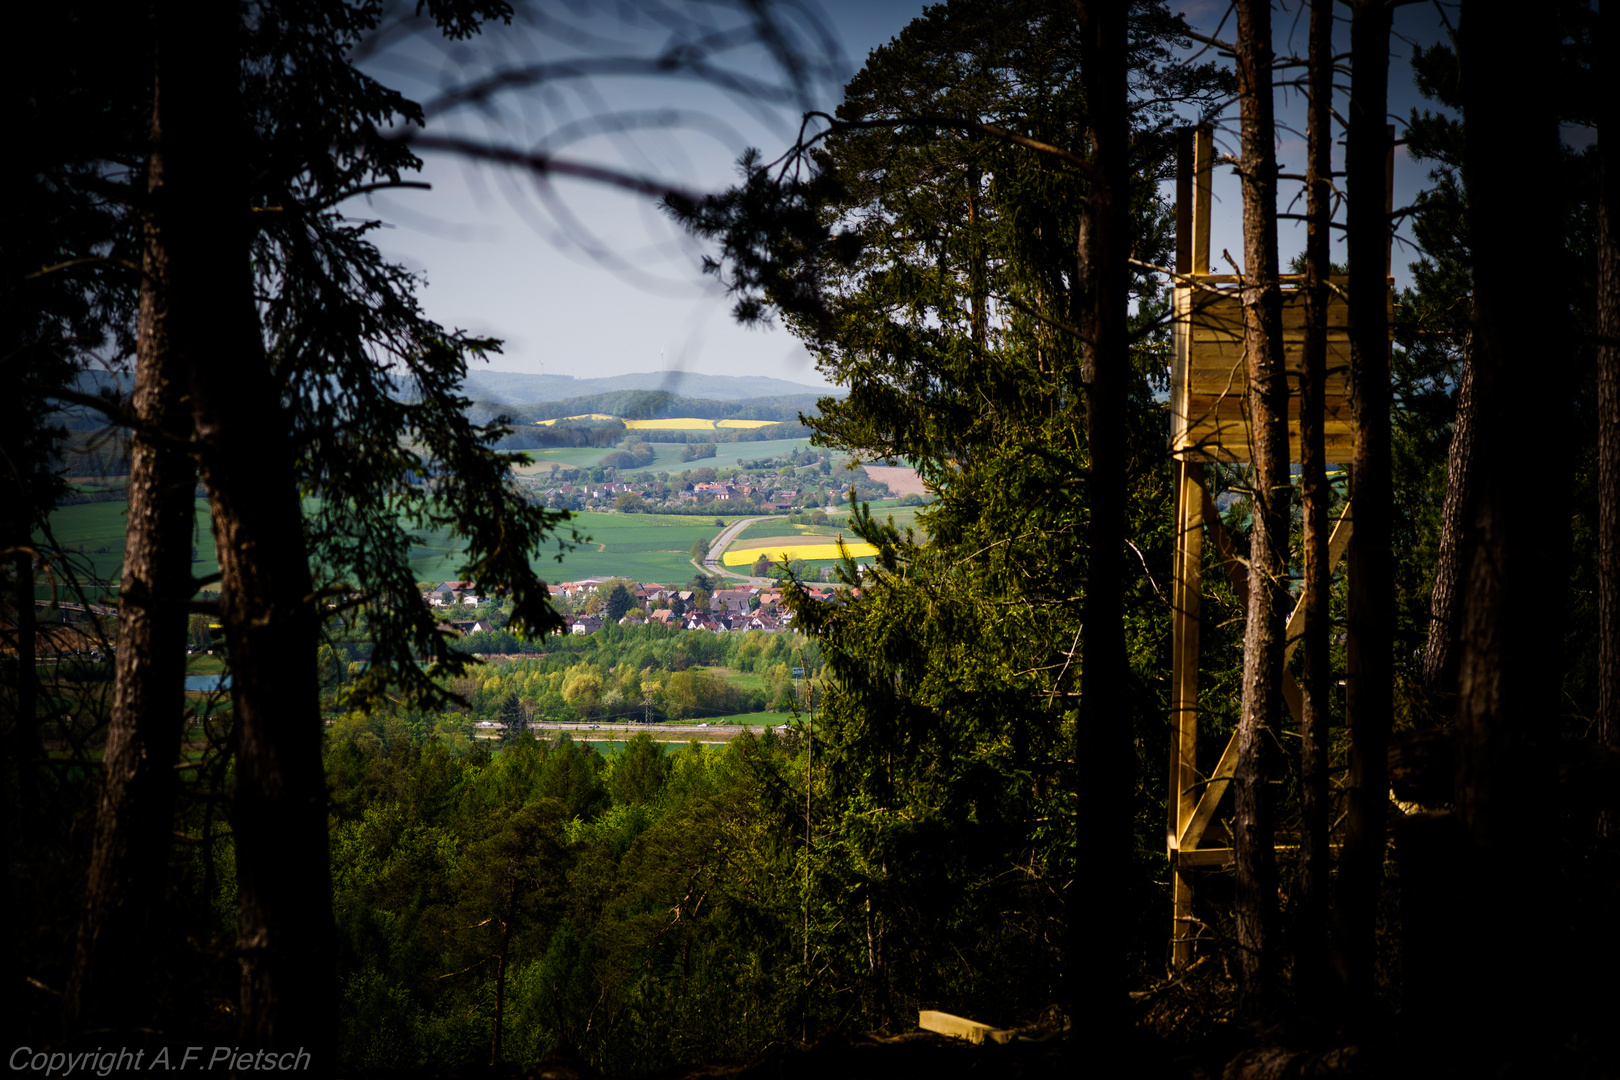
top-left (530, 511), bottom-right (749, 583)
top-left (535, 414), bottom-right (616, 426)
top-left (39, 499), bottom-right (218, 601)
top-left (518, 447), bottom-right (622, 469)
top-left (710, 711), bottom-right (798, 727)
top-left (45, 489), bottom-right (862, 596)
top-left (510, 436), bottom-right (816, 475)
top-left (735, 519), bottom-right (828, 541)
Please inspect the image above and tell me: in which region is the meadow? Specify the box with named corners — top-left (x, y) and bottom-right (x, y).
top-left (397, 510), bottom-right (747, 584)
top-left (39, 494), bottom-right (915, 600)
top-left (37, 499), bottom-right (218, 600)
top-left (512, 436), bottom-right (816, 475)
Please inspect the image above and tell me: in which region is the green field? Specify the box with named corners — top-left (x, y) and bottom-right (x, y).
top-left (389, 510), bottom-right (750, 585)
top-left (41, 497), bottom-right (910, 597)
top-left (514, 437), bottom-right (815, 475)
top-left (37, 499), bottom-right (218, 600)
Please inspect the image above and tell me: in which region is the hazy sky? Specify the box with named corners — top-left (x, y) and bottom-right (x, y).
top-left (348, 1), bottom-right (1460, 391)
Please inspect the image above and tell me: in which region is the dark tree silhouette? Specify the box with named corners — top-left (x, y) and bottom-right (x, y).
top-left (1231, 0), bottom-right (1287, 1015)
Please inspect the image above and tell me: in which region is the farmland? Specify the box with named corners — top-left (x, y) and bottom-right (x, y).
top-left (513, 436), bottom-right (817, 475)
top-left (41, 496), bottom-right (928, 598)
top-left (722, 539), bottom-right (879, 566)
top-left (38, 499), bottom-right (218, 600)
top-left (622, 417), bottom-right (777, 430)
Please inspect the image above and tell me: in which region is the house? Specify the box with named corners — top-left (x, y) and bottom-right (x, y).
top-left (710, 588), bottom-right (752, 615)
top-left (569, 616), bottom-right (603, 635)
top-left (684, 613), bottom-right (727, 632)
top-left (649, 608), bottom-right (678, 626)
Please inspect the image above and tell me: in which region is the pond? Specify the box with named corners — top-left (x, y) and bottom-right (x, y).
top-left (184, 674), bottom-right (231, 692)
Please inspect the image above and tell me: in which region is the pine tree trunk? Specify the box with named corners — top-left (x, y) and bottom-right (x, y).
top-left (491, 876), bottom-right (517, 1064)
top-left (1451, 0), bottom-right (1566, 1060)
top-left (1421, 333), bottom-right (1476, 712)
top-left (1293, 0), bottom-right (1334, 1018)
top-left (1597, 1), bottom-right (1619, 807)
top-left (1232, 0), bottom-right (1286, 1016)
top-left (151, 0), bottom-right (336, 1054)
top-left (1074, 0), bottom-right (1129, 1036)
top-left (67, 12), bottom-right (202, 1039)
top-left (1334, 0), bottom-right (1392, 1028)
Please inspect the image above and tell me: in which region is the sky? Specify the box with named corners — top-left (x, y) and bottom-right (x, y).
top-left (346, 1), bottom-right (1463, 392)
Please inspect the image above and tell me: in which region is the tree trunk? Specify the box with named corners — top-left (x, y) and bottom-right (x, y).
top-left (1074, 0), bottom-right (1129, 1037)
top-left (156, 0), bottom-right (336, 1054)
top-left (1333, 0), bottom-right (1392, 1029)
top-left (1420, 333), bottom-right (1476, 713)
top-left (1597, 0), bottom-right (1619, 808)
top-left (1293, 0), bottom-right (1335, 1019)
top-left (67, 11), bottom-right (203, 1040)
top-left (1451, 0), bottom-right (1566, 1062)
top-left (491, 875), bottom-right (517, 1064)
top-left (1232, 0), bottom-right (1287, 1016)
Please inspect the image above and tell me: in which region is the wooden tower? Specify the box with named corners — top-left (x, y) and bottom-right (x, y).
top-left (1165, 126), bottom-right (1390, 969)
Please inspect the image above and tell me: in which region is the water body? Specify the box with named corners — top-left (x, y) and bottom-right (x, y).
top-left (184, 674), bottom-right (231, 692)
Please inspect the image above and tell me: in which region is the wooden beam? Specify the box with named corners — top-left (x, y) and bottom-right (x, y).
top-left (1170, 461), bottom-right (1204, 969)
top-left (1192, 126), bottom-right (1213, 275)
top-left (1176, 499), bottom-right (1354, 854)
top-left (1178, 843), bottom-right (1342, 869)
top-left (918, 1010), bottom-right (1017, 1045)
top-left (1168, 123), bottom-right (1213, 972)
top-left (1172, 462), bottom-right (1206, 846)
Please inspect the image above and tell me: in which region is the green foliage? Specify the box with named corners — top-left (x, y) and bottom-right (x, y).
top-left (674, 0), bottom-right (1233, 1024)
top-left (325, 720), bottom-right (807, 1073)
top-left (680, 441), bottom-right (719, 461)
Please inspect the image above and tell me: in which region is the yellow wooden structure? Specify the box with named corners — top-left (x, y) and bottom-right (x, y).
top-left (1165, 126), bottom-right (1390, 969)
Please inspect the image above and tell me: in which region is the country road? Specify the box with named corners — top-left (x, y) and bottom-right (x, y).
top-left (489, 720), bottom-right (787, 743)
top-left (697, 515), bottom-right (780, 585)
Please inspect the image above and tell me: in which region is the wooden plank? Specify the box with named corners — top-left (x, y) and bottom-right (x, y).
top-left (1170, 286), bottom-right (1191, 449)
top-left (918, 1010), bottom-right (1017, 1045)
top-left (1177, 439), bottom-right (1360, 466)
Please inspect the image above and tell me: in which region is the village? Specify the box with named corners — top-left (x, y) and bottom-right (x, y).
top-left (423, 575), bottom-right (855, 639)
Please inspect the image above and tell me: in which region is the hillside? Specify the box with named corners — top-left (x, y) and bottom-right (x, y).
top-left (465, 389), bottom-right (827, 426)
top-left (459, 368), bottom-right (842, 404)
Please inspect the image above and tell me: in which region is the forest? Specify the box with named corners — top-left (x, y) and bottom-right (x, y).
top-left (4, 0), bottom-right (1617, 1078)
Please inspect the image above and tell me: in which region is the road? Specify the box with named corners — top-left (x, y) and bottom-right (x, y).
top-left (697, 515), bottom-right (781, 585)
top-left (492, 720), bottom-right (787, 742)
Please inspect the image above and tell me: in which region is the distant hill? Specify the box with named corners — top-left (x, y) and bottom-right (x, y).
top-left (460, 369), bottom-right (841, 405)
top-left (467, 390), bottom-right (827, 426)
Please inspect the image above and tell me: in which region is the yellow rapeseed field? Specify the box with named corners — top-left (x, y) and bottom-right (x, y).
top-left (537, 416), bottom-right (782, 430)
top-left (723, 541), bottom-right (878, 566)
top-left (623, 417), bottom-right (716, 430)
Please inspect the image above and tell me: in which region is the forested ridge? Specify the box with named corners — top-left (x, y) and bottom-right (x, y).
top-left (6, 1), bottom-right (1619, 1078)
